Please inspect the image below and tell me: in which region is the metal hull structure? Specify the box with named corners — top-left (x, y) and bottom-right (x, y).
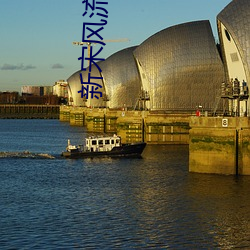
top-left (62, 142), bottom-right (146, 159)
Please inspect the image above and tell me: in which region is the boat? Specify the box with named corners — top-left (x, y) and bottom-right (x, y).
top-left (61, 134), bottom-right (146, 158)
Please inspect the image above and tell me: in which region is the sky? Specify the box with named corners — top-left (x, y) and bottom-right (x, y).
top-left (0, 0), bottom-right (232, 92)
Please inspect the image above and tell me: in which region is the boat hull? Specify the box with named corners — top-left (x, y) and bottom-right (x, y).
top-left (62, 142), bottom-right (146, 159)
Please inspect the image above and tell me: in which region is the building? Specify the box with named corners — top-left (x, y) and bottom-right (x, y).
top-left (67, 0), bottom-right (250, 116)
top-left (21, 86), bottom-right (53, 96)
top-left (0, 92), bottom-right (19, 104)
top-left (133, 20), bottom-right (225, 112)
top-left (67, 47), bottom-right (141, 109)
top-left (53, 80), bottom-right (68, 98)
top-left (67, 21), bottom-right (225, 112)
top-left (21, 85), bottom-right (59, 105)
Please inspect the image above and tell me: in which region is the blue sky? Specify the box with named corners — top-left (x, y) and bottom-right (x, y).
top-left (0, 0), bottom-right (232, 92)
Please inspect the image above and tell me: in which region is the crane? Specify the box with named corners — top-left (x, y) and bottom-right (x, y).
top-left (72, 38), bottom-right (129, 46)
top-left (73, 38), bottom-right (130, 67)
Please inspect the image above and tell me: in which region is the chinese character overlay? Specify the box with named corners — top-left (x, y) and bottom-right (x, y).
top-left (78, 1), bottom-right (108, 99)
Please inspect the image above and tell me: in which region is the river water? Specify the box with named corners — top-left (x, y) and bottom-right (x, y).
top-left (0, 119), bottom-right (250, 249)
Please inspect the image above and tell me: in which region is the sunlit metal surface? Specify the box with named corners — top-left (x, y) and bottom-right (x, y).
top-left (100, 46), bottom-right (141, 109)
top-left (217, 0), bottom-right (250, 116)
top-left (67, 62), bottom-right (105, 107)
top-left (67, 70), bottom-right (85, 107)
top-left (68, 46), bottom-right (141, 109)
top-left (68, 21), bottom-right (226, 112)
top-left (80, 62), bottom-right (106, 108)
top-left (133, 20), bottom-right (225, 111)
top-left (217, 0), bottom-right (250, 83)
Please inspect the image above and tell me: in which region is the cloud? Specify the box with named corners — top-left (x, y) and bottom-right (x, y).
top-left (23, 64), bottom-right (36, 70)
top-left (1, 63), bottom-right (36, 70)
top-left (51, 63), bottom-right (64, 69)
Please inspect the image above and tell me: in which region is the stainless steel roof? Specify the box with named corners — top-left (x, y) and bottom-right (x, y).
top-left (68, 21), bottom-right (227, 112)
top-left (100, 46), bottom-right (141, 109)
top-left (133, 20), bottom-right (225, 111)
top-left (217, 0), bottom-right (250, 84)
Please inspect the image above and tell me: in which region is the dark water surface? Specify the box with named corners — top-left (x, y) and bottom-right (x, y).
top-left (0, 120), bottom-right (250, 249)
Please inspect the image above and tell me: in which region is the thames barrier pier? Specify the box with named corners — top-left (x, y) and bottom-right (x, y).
top-left (60, 106), bottom-right (250, 176)
top-left (189, 117), bottom-right (250, 175)
top-left (60, 106), bottom-right (190, 144)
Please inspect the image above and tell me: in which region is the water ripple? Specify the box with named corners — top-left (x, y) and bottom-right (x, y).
top-left (0, 151), bottom-right (55, 159)
top-left (0, 120), bottom-right (250, 249)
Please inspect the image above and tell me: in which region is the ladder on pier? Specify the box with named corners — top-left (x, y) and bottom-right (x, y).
top-left (212, 89), bottom-right (222, 116)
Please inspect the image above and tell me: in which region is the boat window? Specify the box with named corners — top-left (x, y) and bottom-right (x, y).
top-left (105, 140), bottom-right (110, 144)
top-left (111, 139), bottom-right (114, 144)
top-left (116, 139), bottom-right (120, 144)
top-left (92, 140), bottom-right (97, 145)
top-left (98, 140), bottom-right (103, 145)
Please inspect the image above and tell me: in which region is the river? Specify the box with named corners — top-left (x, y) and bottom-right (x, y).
top-left (0, 119), bottom-right (249, 249)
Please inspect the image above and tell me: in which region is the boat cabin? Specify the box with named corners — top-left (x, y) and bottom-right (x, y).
top-left (85, 135), bottom-right (121, 152)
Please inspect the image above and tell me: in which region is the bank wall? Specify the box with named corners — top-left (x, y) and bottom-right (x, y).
top-left (189, 117), bottom-right (250, 175)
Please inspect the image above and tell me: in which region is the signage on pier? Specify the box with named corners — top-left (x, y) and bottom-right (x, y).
top-left (222, 118), bottom-right (228, 127)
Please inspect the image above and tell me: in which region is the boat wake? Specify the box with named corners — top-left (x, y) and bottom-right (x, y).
top-left (0, 151), bottom-right (55, 159)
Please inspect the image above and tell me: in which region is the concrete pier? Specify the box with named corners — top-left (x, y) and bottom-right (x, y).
top-left (60, 106), bottom-right (250, 175)
top-left (60, 106), bottom-right (190, 144)
top-left (189, 117), bottom-right (250, 175)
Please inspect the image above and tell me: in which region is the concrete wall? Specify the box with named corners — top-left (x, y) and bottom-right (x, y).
top-left (59, 106), bottom-right (190, 144)
top-left (59, 106), bottom-right (71, 122)
top-left (60, 107), bottom-right (250, 175)
top-left (84, 109), bottom-right (105, 133)
top-left (145, 114), bottom-right (189, 144)
top-left (116, 111), bottom-right (144, 143)
top-left (189, 117), bottom-right (250, 175)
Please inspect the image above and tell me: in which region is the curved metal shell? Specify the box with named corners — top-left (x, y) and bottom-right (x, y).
top-left (217, 0), bottom-right (250, 115)
top-left (67, 62), bottom-right (105, 107)
top-left (133, 20), bottom-right (225, 111)
top-left (67, 70), bottom-right (85, 107)
top-left (100, 46), bottom-right (141, 109)
top-left (217, 0), bottom-right (250, 83)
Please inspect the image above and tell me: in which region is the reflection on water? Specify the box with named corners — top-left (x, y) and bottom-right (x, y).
top-left (186, 174), bottom-right (250, 249)
top-left (0, 120), bottom-right (250, 249)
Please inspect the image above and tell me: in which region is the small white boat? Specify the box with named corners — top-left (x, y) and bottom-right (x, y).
top-left (61, 134), bottom-right (146, 158)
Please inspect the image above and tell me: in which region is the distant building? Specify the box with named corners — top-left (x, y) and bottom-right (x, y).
top-left (0, 92), bottom-right (19, 104)
top-left (22, 95), bottom-right (59, 105)
top-left (20, 85), bottom-right (60, 105)
top-left (21, 86), bottom-right (53, 96)
top-left (43, 86), bottom-right (53, 96)
top-left (52, 80), bottom-right (68, 98)
top-left (21, 86), bottom-right (40, 96)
